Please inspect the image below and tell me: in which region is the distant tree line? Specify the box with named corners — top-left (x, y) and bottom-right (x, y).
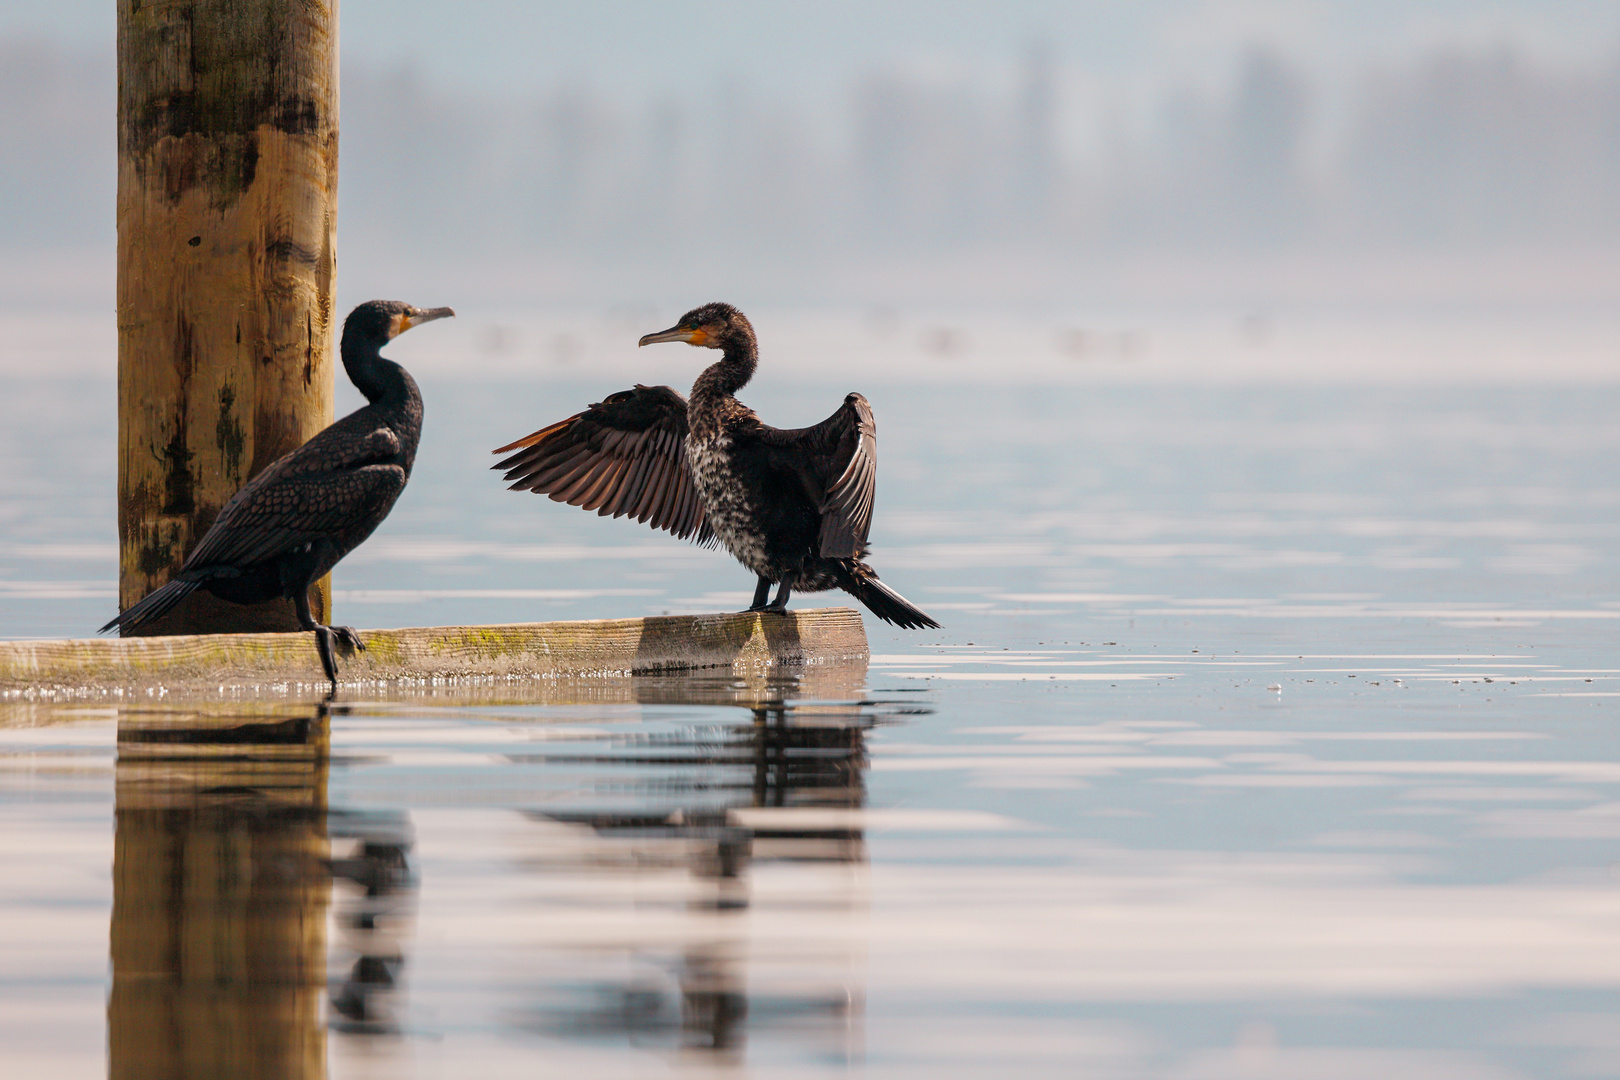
top-left (5, 38), bottom-right (1618, 260)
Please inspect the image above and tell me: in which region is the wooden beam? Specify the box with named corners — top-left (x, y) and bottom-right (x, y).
top-left (117, 1), bottom-right (339, 634)
top-left (0, 608), bottom-right (870, 696)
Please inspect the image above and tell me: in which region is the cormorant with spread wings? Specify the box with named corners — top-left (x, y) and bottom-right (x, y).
top-left (492, 302), bottom-right (937, 629)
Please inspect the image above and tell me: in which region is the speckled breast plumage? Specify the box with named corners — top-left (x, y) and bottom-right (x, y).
top-left (687, 431), bottom-right (775, 578)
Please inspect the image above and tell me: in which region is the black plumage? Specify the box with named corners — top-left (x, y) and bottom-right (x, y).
top-left (494, 302), bottom-right (938, 629)
top-left (101, 300), bottom-right (455, 684)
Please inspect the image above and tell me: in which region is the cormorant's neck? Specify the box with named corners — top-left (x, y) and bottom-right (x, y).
top-left (342, 336), bottom-right (413, 410)
top-left (691, 332), bottom-right (758, 401)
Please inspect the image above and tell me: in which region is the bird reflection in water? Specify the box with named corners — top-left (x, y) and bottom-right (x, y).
top-left (327, 808), bottom-right (417, 1034)
top-left (516, 690), bottom-right (924, 1063)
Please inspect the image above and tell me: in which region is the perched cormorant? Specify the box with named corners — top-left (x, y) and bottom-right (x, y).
top-left (101, 300), bottom-right (454, 684)
top-left (492, 302), bottom-right (938, 629)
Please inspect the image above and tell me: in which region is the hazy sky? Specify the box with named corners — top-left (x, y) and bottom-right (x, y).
top-left (6, 1), bottom-right (1618, 309)
top-left (10, 1), bottom-right (1619, 100)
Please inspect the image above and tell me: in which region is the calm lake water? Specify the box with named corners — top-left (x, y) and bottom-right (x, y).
top-left (4, 335), bottom-right (1620, 1076)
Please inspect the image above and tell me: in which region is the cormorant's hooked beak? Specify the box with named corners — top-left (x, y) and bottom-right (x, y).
top-left (638, 324), bottom-right (708, 347)
top-left (391, 306), bottom-right (456, 339)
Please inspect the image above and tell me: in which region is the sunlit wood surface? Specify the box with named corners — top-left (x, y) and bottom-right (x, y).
top-left (0, 608), bottom-right (870, 694)
top-left (116, 0), bottom-right (339, 633)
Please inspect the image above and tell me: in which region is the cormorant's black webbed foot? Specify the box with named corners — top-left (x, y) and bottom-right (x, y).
top-left (332, 625), bottom-right (366, 654)
top-left (313, 625), bottom-right (340, 687)
top-left (760, 576), bottom-right (794, 615)
top-left (311, 625), bottom-right (365, 688)
top-left (313, 624), bottom-right (366, 687)
top-left (743, 576), bottom-right (773, 613)
top-left (296, 588), bottom-right (365, 688)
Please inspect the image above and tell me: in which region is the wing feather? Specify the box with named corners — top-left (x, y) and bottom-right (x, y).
top-left (491, 385), bottom-right (709, 542)
top-left (617, 447), bottom-right (655, 516)
top-left (183, 462), bottom-right (407, 573)
top-left (596, 456), bottom-right (636, 516)
top-left (509, 443), bottom-right (593, 490)
top-left (643, 452), bottom-right (677, 528)
top-left (755, 392), bottom-right (878, 558)
top-left (639, 452), bottom-right (675, 525)
top-left (578, 458), bottom-right (624, 512)
top-left (552, 462), bottom-right (599, 505)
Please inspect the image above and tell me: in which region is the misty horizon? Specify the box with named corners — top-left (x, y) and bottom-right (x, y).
top-left (5, 17), bottom-right (1620, 311)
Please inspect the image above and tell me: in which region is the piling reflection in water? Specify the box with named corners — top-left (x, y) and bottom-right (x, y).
top-left (109, 704), bottom-right (331, 1080)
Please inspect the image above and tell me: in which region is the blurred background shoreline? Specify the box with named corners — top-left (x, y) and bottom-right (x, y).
top-left (5, 2), bottom-right (1620, 359)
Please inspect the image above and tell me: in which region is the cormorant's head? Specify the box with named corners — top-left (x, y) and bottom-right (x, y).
top-left (343, 300), bottom-right (456, 347)
top-left (638, 302), bottom-right (751, 350)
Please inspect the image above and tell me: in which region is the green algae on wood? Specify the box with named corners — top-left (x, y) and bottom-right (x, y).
top-left (0, 608), bottom-right (870, 696)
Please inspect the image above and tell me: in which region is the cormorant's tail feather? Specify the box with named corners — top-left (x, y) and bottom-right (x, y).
top-left (834, 562), bottom-right (940, 630)
top-left (99, 579), bottom-right (200, 636)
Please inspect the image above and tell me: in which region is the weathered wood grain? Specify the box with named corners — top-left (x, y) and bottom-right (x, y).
top-left (117, 0), bottom-right (339, 634)
top-left (0, 608), bottom-right (870, 696)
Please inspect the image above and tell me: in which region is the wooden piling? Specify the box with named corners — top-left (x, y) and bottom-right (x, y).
top-left (117, 1), bottom-right (339, 634)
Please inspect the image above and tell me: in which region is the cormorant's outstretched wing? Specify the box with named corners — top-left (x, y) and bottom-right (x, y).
top-left (183, 426), bottom-right (406, 571)
top-left (756, 392), bottom-right (876, 558)
top-left (492, 384), bottom-right (715, 545)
